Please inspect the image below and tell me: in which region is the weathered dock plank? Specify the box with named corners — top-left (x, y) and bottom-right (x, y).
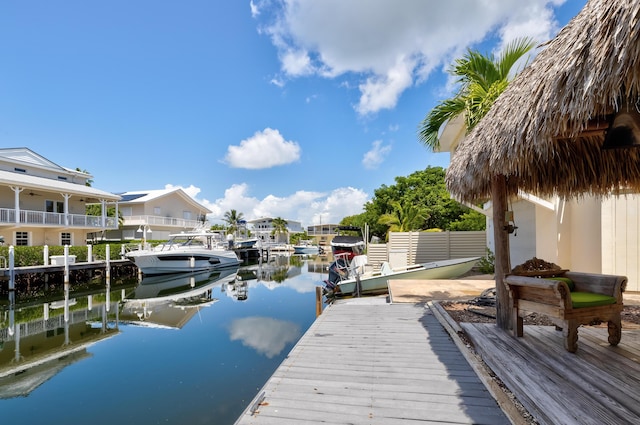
top-left (235, 302), bottom-right (508, 425)
top-left (462, 323), bottom-right (640, 425)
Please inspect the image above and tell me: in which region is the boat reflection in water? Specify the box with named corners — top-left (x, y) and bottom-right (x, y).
top-left (120, 268), bottom-right (239, 328)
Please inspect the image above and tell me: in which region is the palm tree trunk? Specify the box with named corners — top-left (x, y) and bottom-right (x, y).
top-left (492, 175), bottom-right (512, 330)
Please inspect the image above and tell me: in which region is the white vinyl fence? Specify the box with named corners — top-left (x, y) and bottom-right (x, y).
top-left (367, 231), bottom-right (487, 270)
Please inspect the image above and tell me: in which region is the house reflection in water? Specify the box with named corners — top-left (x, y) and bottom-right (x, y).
top-left (0, 285), bottom-right (121, 399)
top-left (0, 268), bottom-right (239, 398)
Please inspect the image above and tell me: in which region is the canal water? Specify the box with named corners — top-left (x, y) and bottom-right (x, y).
top-left (0, 255), bottom-right (327, 425)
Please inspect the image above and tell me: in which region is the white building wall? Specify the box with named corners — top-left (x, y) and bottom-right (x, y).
top-left (568, 197), bottom-right (601, 274)
top-left (602, 194), bottom-right (640, 291)
top-left (535, 201), bottom-right (558, 264)
top-left (509, 200), bottom-right (537, 268)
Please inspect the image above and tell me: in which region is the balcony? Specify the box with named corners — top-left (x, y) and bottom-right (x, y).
top-left (0, 207), bottom-right (118, 229)
top-left (123, 215), bottom-right (204, 230)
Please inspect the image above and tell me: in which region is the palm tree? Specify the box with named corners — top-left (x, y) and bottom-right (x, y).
top-left (270, 217), bottom-right (289, 243)
top-left (418, 37), bottom-right (535, 150)
top-left (223, 209), bottom-right (244, 234)
top-left (378, 201), bottom-right (429, 239)
top-left (418, 38), bottom-right (535, 330)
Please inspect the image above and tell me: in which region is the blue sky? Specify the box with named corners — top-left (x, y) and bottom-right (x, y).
top-left (0, 0), bottom-right (586, 227)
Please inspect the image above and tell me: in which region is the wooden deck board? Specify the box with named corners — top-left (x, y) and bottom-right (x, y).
top-left (235, 303), bottom-right (509, 425)
top-left (461, 323), bottom-right (640, 425)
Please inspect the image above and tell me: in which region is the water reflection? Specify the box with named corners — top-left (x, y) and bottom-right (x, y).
top-left (0, 255), bottom-right (327, 424)
top-left (228, 316), bottom-right (301, 358)
top-left (0, 279), bottom-right (123, 399)
top-left (120, 269), bottom-right (238, 329)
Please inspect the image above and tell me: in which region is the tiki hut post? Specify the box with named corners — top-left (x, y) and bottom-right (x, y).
top-left (492, 175), bottom-right (511, 329)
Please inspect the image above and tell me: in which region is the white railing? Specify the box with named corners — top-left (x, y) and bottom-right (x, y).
top-left (123, 215), bottom-right (203, 229)
top-left (0, 207), bottom-right (118, 229)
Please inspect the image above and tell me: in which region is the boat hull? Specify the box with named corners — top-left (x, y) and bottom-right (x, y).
top-left (334, 257), bottom-right (480, 296)
top-left (293, 246), bottom-right (319, 255)
top-left (126, 249), bottom-right (240, 275)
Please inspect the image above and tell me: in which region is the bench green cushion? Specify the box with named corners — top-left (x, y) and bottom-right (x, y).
top-left (570, 291), bottom-right (617, 308)
top-left (544, 276), bottom-right (575, 291)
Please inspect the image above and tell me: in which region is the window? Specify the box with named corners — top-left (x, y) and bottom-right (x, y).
top-left (14, 167), bottom-right (26, 173)
top-left (46, 200), bottom-right (64, 213)
top-left (61, 232), bottom-right (71, 246)
top-left (154, 207), bottom-right (161, 215)
top-left (15, 231), bottom-right (28, 246)
top-left (57, 176), bottom-right (68, 181)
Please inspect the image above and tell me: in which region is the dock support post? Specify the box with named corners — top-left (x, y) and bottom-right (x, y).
top-left (44, 245), bottom-right (49, 266)
top-left (64, 245), bottom-right (70, 285)
top-left (64, 245), bottom-right (70, 323)
top-left (106, 245), bottom-right (111, 279)
top-left (315, 286), bottom-right (323, 317)
top-left (106, 245), bottom-right (111, 312)
top-left (87, 244), bottom-right (93, 263)
top-left (8, 245), bottom-right (15, 293)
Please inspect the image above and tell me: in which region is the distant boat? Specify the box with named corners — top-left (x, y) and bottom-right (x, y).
top-left (324, 254), bottom-right (480, 297)
top-left (233, 237), bottom-right (259, 249)
top-left (293, 240), bottom-right (320, 255)
top-left (125, 229), bottom-right (240, 275)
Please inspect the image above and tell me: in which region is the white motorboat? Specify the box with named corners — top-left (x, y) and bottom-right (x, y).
top-left (330, 235), bottom-right (365, 259)
top-left (324, 254), bottom-right (480, 296)
top-left (125, 230), bottom-right (240, 275)
top-left (293, 240), bottom-right (321, 255)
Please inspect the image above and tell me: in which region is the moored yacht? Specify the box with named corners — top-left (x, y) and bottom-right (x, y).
top-left (125, 230), bottom-right (240, 275)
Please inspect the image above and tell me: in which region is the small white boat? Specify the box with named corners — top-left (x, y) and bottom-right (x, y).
top-left (324, 255), bottom-right (480, 296)
top-left (330, 225), bottom-right (366, 259)
top-left (293, 240), bottom-right (320, 255)
top-left (125, 230), bottom-right (240, 275)
top-left (233, 237), bottom-right (259, 249)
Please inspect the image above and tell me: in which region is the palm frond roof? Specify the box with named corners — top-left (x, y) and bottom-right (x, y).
top-left (446, 0), bottom-right (640, 202)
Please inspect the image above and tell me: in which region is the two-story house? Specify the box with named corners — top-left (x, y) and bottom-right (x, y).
top-left (0, 147), bottom-right (120, 246)
top-left (105, 188), bottom-right (212, 242)
top-left (248, 217), bottom-right (303, 244)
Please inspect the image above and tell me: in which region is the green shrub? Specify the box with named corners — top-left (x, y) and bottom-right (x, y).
top-left (0, 243), bottom-right (127, 267)
top-left (477, 248), bottom-right (495, 274)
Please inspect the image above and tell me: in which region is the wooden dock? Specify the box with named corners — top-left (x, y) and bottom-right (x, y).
top-left (462, 323), bottom-right (640, 425)
top-left (235, 299), bottom-right (509, 424)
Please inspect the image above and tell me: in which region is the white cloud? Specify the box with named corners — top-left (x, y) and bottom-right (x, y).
top-left (281, 48), bottom-right (314, 76)
top-left (362, 140), bottom-right (392, 169)
top-left (249, 0), bottom-right (260, 18)
top-left (195, 183), bottom-right (368, 228)
top-left (229, 317), bottom-right (301, 358)
top-left (255, 0), bottom-right (564, 115)
top-left (164, 183), bottom-right (201, 198)
top-left (224, 128), bottom-right (301, 169)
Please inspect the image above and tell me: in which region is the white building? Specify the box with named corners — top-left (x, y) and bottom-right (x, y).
top-left (104, 188), bottom-right (212, 241)
top-left (0, 148), bottom-right (120, 246)
top-left (247, 217), bottom-right (303, 244)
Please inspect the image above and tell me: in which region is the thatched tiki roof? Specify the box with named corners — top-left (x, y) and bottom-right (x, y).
top-left (446, 0), bottom-right (640, 203)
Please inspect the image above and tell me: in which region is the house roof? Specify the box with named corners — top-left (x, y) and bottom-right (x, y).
top-left (0, 169), bottom-right (120, 201)
top-left (446, 0), bottom-right (640, 203)
top-left (0, 147), bottom-right (92, 179)
top-left (117, 188), bottom-right (212, 213)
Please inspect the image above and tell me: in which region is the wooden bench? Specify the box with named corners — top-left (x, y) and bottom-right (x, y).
top-left (504, 271), bottom-right (627, 353)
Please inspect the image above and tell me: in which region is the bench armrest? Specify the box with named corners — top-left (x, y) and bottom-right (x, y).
top-left (564, 271), bottom-right (626, 302)
top-left (504, 274), bottom-right (572, 309)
